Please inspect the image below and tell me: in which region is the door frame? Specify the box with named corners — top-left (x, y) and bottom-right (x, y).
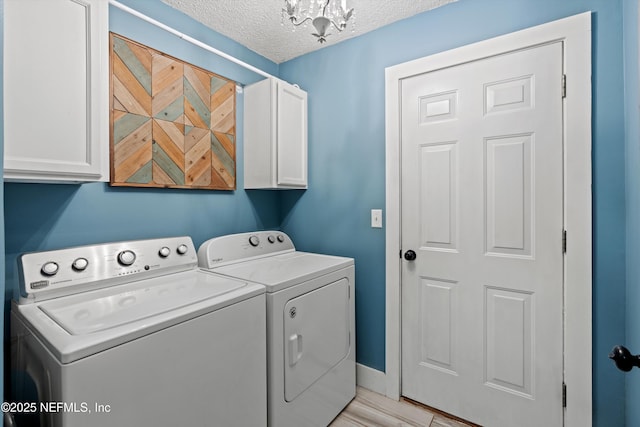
top-left (384, 12), bottom-right (592, 427)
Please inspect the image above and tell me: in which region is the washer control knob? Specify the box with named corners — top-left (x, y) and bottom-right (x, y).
top-left (249, 235), bottom-right (260, 247)
top-left (41, 262), bottom-right (59, 276)
top-left (176, 244), bottom-right (188, 255)
top-left (277, 234), bottom-right (285, 243)
top-left (72, 258), bottom-right (89, 272)
top-left (158, 247), bottom-right (171, 258)
top-left (117, 250), bottom-right (136, 266)
top-left (267, 235), bottom-right (275, 244)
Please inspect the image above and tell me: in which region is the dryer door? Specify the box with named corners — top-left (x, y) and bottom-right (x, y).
top-left (283, 278), bottom-right (350, 402)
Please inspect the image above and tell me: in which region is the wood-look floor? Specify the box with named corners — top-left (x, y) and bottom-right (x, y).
top-left (330, 387), bottom-right (478, 427)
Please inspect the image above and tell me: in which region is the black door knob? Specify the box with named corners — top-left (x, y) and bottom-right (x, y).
top-left (609, 345), bottom-right (640, 372)
top-left (404, 250), bottom-right (417, 261)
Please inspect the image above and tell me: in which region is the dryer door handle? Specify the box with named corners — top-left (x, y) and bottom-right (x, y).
top-left (288, 333), bottom-right (303, 367)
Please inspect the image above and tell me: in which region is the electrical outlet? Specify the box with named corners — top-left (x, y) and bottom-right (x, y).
top-left (371, 209), bottom-right (383, 228)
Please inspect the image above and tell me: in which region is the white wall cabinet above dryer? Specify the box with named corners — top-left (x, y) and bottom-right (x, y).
top-left (244, 78), bottom-right (308, 189)
top-left (3, 0), bottom-right (109, 183)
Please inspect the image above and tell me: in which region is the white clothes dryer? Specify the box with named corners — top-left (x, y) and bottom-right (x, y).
top-left (198, 231), bottom-right (356, 427)
top-left (11, 236), bottom-right (266, 427)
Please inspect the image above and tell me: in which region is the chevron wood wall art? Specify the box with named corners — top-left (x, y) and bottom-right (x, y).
top-left (110, 33), bottom-right (236, 190)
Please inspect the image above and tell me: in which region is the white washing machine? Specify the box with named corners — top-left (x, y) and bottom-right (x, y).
top-left (198, 231), bottom-right (355, 427)
top-left (10, 236), bottom-right (266, 427)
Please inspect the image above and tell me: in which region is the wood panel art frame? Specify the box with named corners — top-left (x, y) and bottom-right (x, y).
top-left (110, 33), bottom-right (236, 190)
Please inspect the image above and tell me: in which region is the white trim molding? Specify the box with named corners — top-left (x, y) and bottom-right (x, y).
top-left (356, 363), bottom-right (387, 395)
top-left (384, 12), bottom-right (592, 427)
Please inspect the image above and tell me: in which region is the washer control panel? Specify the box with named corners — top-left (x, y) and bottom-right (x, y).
top-left (18, 236), bottom-right (197, 303)
top-left (198, 231), bottom-right (294, 269)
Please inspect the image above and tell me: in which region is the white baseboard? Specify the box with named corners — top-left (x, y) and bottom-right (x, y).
top-left (356, 363), bottom-right (386, 395)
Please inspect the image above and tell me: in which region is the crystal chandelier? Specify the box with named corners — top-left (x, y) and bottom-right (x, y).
top-left (282, 0), bottom-right (355, 44)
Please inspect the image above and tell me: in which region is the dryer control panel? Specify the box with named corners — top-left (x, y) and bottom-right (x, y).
top-left (18, 237), bottom-right (197, 303)
top-left (198, 231), bottom-right (295, 268)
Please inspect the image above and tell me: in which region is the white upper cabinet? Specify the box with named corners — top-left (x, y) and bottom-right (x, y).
top-left (244, 78), bottom-right (308, 189)
top-left (4, 0), bottom-right (109, 182)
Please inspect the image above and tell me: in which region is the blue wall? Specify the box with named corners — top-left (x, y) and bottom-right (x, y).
top-left (3, 0), bottom-right (282, 295)
top-left (279, 0), bottom-right (627, 425)
top-left (624, 0), bottom-right (640, 426)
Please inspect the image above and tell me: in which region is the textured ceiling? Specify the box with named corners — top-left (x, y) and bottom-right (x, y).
top-left (161, 0), bottom-right (457, 63)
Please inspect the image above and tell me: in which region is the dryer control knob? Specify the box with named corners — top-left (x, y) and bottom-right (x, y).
top-left (158, 247), bottom-right (171, 258)
top-left (249, 235), bottom-right (260, 247)
top-left (117, 250), bottom-right (136, 266)
top-left (268, 235), bottom-right (275, 244)
top-left (277, 234), bottom-right (285, 243)
top-left (41, 262), bottom-right (59, 276)
top-left (72, 257), bottom-right (89, 272)
top-left (176, 244), bottom-right (188, 255)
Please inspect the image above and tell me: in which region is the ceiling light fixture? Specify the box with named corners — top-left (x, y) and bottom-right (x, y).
top-left (282, 0), bottom-right (355, 44)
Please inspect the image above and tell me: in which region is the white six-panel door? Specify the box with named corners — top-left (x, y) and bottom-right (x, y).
top-left (401, 42), bottom-right (564, 427)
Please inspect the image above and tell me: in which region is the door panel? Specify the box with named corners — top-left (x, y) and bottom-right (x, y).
top-left (485, 287), bottom-right (533, 397)
top-left (420, 143), bottom-right (458, 251)
top-left (419, 279), bottom-right (457, 373)
top-left (485, 134), bottom-right (532, 256)
top-left (401, 42), bottom-right (563, 427)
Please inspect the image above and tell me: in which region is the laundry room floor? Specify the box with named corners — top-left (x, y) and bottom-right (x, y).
top-left (331, 387), bottom-right (477, 427)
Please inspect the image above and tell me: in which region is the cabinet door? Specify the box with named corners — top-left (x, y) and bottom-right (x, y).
top-left (276, 82), bottom-right (307, 187)
top-left (4, 0), bottom-right (109, 182)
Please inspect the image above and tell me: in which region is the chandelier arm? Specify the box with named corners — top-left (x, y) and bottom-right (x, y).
top-left (329, 19), bottom-right (347, 32)
top-left (321, 0), bottom-right (330, 16)
top-left (288, 16), bottom-right (314, 27)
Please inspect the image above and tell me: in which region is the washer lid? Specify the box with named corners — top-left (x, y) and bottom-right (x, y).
top-left (212, 252), bottom-right (354, 293)
top-left (13, 270), bottom-right (264, 363)
top-left (40, 272), bottom-right (246, 335)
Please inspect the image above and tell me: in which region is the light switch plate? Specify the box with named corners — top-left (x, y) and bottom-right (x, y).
top-left (371, 209), bottom-right (383, 228)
